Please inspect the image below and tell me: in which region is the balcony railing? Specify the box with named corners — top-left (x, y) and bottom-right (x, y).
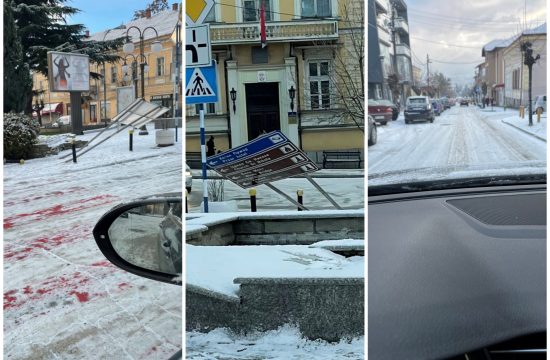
top-left (377, 26), bottom-right (392, 45)
top-left (396, 43), bottom-right (411, 57)
top-left (394, 17), bottom-right (408, 34)
top-left (210, 20), bottom-right (338, 45)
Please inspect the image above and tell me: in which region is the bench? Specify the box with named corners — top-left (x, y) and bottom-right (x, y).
top-left (322, 151), bottom-right (362, 169)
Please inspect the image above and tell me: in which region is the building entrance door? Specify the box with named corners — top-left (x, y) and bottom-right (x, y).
top-left (245, 83), bottom-right (280, 140)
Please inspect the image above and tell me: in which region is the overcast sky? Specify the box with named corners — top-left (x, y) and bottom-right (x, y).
top-left (406, 0), bottom-right (547, 87)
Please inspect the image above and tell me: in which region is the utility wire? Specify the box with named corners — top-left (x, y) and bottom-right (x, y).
top-left (410, 36), bottom-right (484, 49)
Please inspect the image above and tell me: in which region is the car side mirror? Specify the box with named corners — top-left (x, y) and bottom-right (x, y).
top-left (93, 197), bottom-right (182, 286)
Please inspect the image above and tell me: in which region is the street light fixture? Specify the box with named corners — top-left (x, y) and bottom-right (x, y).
top-left (288, 86), bottom-right (296, 111)
top-left (124, 25), bottom-right (162, 135)
top-left (230, 87), bottom-right (237, 114)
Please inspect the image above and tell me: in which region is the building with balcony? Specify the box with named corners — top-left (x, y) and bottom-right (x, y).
top-left (31, 4), bottom-right (182, 126)
top-left (367, 0), bottom-right (412, 105)
top-left (186, 0), bottom-right (364, 163)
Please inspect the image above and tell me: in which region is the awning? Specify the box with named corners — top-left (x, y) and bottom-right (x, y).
top-left (41, 103), bottom-right (64, 115)
top-left (493, 84), bottom-right (505, 88)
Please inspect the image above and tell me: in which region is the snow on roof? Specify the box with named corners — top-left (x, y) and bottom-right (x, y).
top-left (88, 9), bottom-right (180, 43)
top-left (523, 22), bottom-right (547, 35)
top-left (483, 22), bottom-right (546, 55)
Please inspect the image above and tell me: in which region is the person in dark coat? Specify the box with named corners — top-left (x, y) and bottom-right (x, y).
top-left (206, 136), bottom-right (216, 156)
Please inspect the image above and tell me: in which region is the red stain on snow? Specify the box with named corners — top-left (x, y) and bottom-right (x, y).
top-left (90, 261), bottom-right (112, 267)
top-left (69, 291), bottom-right (90, 302)
top-left (4, 226), bottom-right (93, 262)
top-left (118, 283), bottom-right (131, 290)
top-left (4, 194), bottom-right (118, 230)
top-left (4, 271), bottom-right (101, 310)
top-left (4, 290), bottom-right (18, 309)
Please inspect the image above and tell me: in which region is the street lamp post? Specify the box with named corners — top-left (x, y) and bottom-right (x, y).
top-left (124, 26), bottom-right (162, 135)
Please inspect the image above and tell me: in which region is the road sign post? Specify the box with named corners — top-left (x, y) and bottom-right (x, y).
top-left (200, 105), bottom-right (208, 212)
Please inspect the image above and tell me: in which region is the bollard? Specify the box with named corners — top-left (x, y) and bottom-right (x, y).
top-left (537, 107), bottom-right (542, 122)
top-left (297, 189), bottom-right (304, 211)
top-left (185, 189), bottom-right (189, 214)
top-left (519, 106), bottom-right (525, 118)
top-left (129, 129), bottom-right (134, 151)
top-left (19, 159), bottom-right (24, 165)
top-left (249, 188), bottom-right (257, 212)
top-left (71, 138), bottom-right (77, 163)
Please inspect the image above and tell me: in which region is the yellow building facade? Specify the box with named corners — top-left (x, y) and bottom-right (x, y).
top-left (32, 5), bottom-right (182, 126)
top-left (185, 0), bottom-right (364, 163)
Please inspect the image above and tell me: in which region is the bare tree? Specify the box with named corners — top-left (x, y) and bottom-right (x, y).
top-left (304, 1), bottom-right (364, 131)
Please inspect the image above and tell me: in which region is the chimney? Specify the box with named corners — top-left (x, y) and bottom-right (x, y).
top-left (172, 3), bottom-right (179, 11)
top-left (145, 8), bottom-right (151, 18)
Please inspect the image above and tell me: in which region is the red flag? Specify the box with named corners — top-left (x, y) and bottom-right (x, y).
top-left (260, 0), bottom-right (267, 48)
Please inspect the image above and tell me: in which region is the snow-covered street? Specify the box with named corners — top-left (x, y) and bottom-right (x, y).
top-left (4, 125), bottom-right (182, 359)
top-left (368, 105), bottom-right (546, 185)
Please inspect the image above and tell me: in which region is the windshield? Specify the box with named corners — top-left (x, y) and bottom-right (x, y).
top-left (368, 1), bottom-right (547, 192)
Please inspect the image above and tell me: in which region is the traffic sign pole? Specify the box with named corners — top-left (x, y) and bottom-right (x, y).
top-left (200, 105), bottom-right (208, 213)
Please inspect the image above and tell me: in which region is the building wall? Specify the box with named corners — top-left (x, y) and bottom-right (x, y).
top-left (187, 0), bottom-right (365, 154)
top-left (32, 35), bottom-right (179, 126)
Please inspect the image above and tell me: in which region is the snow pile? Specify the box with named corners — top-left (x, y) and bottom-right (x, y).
top-left (186, 325), bottom-right (364, 359)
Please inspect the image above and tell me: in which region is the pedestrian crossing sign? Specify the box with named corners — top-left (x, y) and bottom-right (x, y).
top-left (185, 61), bottom-right (218, 104)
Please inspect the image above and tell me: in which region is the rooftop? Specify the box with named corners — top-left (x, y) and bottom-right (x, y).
top-left (87, 9), bottom-right (180, 43)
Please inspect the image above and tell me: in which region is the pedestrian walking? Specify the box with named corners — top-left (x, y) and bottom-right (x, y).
top-left (206, 136), bottom-right (216, 156)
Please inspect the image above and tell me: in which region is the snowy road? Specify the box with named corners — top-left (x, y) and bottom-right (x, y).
top-left (4, 126), bottom-right (182, 359)
top-left (368, 105), bottom-right (546, 184)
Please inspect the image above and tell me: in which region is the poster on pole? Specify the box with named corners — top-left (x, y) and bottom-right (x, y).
top-left (117, 86), bottom-right (136, 115)
top-left (47, 51), bottom-right (90, 92)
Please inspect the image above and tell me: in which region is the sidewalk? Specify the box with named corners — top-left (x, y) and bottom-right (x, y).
top-left (501, 112), bottom-right (546, 142)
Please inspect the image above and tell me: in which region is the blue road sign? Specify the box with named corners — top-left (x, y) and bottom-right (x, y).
top-left (206, 131), bottom-right (290, 168)
top-left (206, 131), bottom-right (319, 188)
top-left (186, 61), bottom-right (218, 104)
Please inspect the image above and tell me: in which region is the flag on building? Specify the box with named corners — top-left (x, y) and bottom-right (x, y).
top-left (260, 0), bottom-right (267, 48)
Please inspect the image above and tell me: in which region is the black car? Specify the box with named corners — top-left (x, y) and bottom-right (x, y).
top-left (460, 98), bottom-right (469, 106)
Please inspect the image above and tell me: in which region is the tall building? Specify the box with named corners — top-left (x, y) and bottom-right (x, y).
top-left (367, 0), bottom-right (412, 105)
top-left (185, 0), bottom-right (364, 161)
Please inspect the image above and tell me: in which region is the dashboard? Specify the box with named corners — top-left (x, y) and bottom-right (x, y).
top-left (368, 184), bottom-right (546, 359)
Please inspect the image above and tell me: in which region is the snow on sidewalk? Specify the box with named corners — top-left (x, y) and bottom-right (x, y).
top-left (4, 124), bottom-right (182, 359)
top-left (186, 325), bottom-right (364, 359)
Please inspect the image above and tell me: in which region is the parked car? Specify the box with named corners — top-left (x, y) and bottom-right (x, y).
top-left (57, 115), bottom-right (71, 125)
top-left (376, 99), bottom-right (400, 120)
top-left (431, 100), bottom-right (442, 116)
top-left (368, 115), bottom-right (377, 146)
top-left (404, 96), bottom-right (434, 124)
top-left (439, 97), bottom-right (451, 110)
top-left (186, 164), bottom-right (192, 194)
top-left (532, 95), bottom-right (546, 114)
top-left (368, 99), bottom-right (393, 125)
top-left (460, 98), bottom-right (469, 106)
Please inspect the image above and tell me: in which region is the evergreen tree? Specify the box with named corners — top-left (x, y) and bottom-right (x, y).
top-left (10, 0), bottom-right (124, 114)
top-left (4, 0), bottom-right (32, 113)
top-left (133, 0), bottom-right (169, 19)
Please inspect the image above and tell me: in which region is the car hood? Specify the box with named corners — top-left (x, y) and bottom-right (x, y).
top-left (369, 161), bottom-right (546, 195)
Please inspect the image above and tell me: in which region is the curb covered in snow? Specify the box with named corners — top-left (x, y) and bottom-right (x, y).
top-left (501, 119), bottom-right (547, 142)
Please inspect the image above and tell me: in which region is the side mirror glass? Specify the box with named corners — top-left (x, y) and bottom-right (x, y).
top-left (93, 196), bottom-right (182, 285)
